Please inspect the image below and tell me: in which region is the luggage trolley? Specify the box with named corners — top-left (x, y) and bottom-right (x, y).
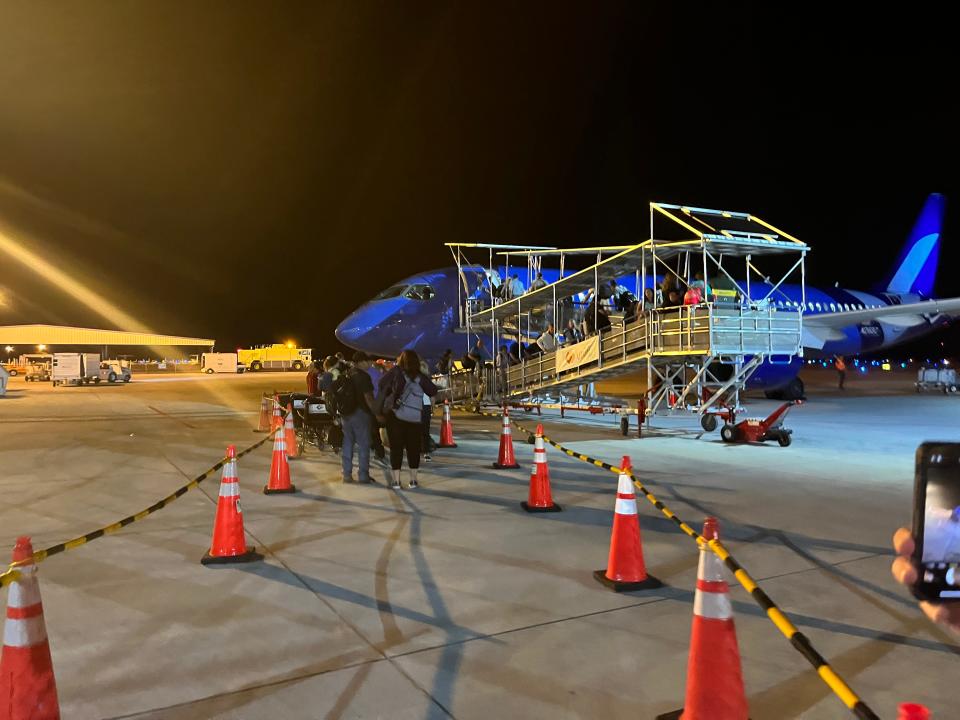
top-left (916, 367), bottom-right (959, 394)
top-left (278, 392), bottom-right (337, 454)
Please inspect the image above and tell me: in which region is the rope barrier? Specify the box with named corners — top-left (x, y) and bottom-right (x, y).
top-left (475, 407), bottom-right (879, 720)
top-left (0, 430), bottom-right (277, 590)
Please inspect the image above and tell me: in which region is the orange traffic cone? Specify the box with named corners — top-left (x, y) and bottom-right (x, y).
top-left (255, 394), bottom-right (271, 432)
top-left (438, 398), bottom-right (457, 448)
top-left (0, 537), bottom-right (60, 720)
top-left (202, 446), bottom-right (262, 565)
top-left (521, 424), bottom-right (561, 512)
top-left (264, 426), bottom-right (296, 494)
top-left (271, 394), bottom-right (283, 431)
top-left (492, 406), bottom-right (520, 469)
top-left (657, 518), bottom-right (746, 720)
top-left (283, 405), bottom-right (300, 459)
top-left (594, 456), bottom-right (661, 591)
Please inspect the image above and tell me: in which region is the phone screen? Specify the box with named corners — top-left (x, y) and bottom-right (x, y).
top-left (917, 445), bottom-right (960, 600)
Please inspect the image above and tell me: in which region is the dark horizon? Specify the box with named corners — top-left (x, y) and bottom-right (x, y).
top-left (1, 4), bottom-right (957, 354)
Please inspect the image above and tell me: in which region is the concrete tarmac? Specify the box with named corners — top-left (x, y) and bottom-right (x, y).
top-left (1, 368), bottom-right (958, 719)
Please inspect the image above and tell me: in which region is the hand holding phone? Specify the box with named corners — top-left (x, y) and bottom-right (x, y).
top-left (909, 442), bottom-right (960, 603)
top-left (892, 528), bottom-right (960, 633)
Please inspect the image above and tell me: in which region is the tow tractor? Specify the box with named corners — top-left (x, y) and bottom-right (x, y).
top-left (702, 401), bottom-right (797, 447)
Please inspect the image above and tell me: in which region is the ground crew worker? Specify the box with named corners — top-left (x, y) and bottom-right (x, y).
top-left (835, 355), bottom-right (847, 389)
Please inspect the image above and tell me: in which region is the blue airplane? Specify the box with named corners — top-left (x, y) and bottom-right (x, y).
top-left (336, 194), bottom-right (959, 398)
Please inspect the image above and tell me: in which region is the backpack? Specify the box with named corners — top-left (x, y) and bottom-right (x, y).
top-left (327, 370), bottom-right (360, 417)
top-left (394, 376), bottom-right (425, 423)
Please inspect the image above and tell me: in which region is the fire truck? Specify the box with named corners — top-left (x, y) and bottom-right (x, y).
top-left (237, 344), bottom-right (312, 372)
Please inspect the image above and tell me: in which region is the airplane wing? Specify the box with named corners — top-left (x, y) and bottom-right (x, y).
top-left (801, 297), bottom-right (960, 350)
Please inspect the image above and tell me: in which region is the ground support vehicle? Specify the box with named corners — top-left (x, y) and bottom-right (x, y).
top-left (239, 345), bottom-right (312, 372)
top-left (718, 401), bottom-right (796, 446)
top-left (916, 367), bottom-right (959, 394)
top-left (200, 353), bottom-right (245, 374)
top-left (100, 360), bottom-right (132, 383)
top-left (52, 353), bottom-right (101, 387)
top-left (25, 363), bottom-right (51, 382)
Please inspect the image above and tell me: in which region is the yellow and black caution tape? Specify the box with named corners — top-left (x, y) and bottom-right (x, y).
top-left (0, 431), bottom-right (276, 590)
top-left (479, 409), bottom-right (880, 720)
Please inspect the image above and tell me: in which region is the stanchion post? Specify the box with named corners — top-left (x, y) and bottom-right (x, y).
top-left (637, 398), bottom-right (645, 439)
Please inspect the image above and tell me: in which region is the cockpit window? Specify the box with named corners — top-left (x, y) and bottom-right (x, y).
top-left (404, 284), bottom-right (436, 301)
top-left (374, 285), bottom-right (408, 300)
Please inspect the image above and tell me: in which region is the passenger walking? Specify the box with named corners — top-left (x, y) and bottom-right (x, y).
top-left (376, 350), bottom-right (438, 489)
top-left (563, 319), bottom-right (583, 346)
top-left (352, 352), bottom-right (386, 460)
top-left (323, 356), bottom-right (376, 483)
top-left (528, 271), bottom-right (547, 292)
top-left (436, 348), bottom-right (453, 375)
top-left (595, 304), bottom-right (612, 334)
top-left (496, 345), bottom-right (514, 394)
top-left (642, 287), bottom-right (656, 311)
top-left (835, 355), bottom-right (847, 390)
top-left (463, 337), bottom-right (487, 374)
top-left (420, 361), bottom-right (436, 461)
top-left (536, 324), bottom-right (557, 353)
top-left (306, 360), bottom-right (321, 395)
top-left (318, 357), bottom-right (343, 452)
top-left (503, 273), bottom-right (524, 300)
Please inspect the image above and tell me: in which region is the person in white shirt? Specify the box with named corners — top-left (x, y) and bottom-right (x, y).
top-left (536, 324), bottom-right (557, 354)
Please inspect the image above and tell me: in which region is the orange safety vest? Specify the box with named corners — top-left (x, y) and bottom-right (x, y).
top-left (835, 358), bottom-right (846, 371)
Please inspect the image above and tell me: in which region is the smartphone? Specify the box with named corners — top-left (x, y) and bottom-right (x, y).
top-left (912, 442), bottom-right (960, 602)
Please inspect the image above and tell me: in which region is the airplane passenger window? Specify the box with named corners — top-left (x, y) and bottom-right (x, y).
top-left (830, 303), bottom-right (836, 311)
top-left (815, 302), bottom-right (822, 311)
top-left (374, 285), bottom-right (408, 300)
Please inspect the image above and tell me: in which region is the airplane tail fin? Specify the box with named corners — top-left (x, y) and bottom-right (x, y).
top-left (886, 193), bottom-right (946, 297)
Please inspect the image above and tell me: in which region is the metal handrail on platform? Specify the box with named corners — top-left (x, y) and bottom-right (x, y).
top-left (503, 304), bottom-right (802, 398)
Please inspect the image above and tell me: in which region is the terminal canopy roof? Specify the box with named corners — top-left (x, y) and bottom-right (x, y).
top-left (469, 202), bottom-right (809, 324)
top-left (0, 324), bottom-right (214, 347)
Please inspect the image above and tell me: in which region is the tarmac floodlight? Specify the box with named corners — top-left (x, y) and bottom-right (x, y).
top-left (4, 345), bottom-right (12, 353)
top-left (37, 344), bottom-right (46, 351)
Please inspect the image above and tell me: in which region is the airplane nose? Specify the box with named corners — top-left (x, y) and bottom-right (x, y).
top-left (335, 312), bottom-right (366, 346)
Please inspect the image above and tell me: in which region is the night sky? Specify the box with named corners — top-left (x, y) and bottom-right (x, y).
top-left (0, 4), bottom-right (957, 354)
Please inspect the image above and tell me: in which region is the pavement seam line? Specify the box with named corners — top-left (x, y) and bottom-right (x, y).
top-left (173, 459), bottom-right (457, 720)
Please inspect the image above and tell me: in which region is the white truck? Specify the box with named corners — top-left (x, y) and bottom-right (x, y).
top-left (100, 359), bottom-right (132, 383)
top-left (52, 353), bottom-right (101, 387)
top-left (200, 352), bottom-right (245, 374)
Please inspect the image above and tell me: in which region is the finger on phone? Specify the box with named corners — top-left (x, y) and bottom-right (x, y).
top-left (893, 527), bottom-right (915, 557)
top-left (892, 555), bottom-right (918, 586)
top-left (919, 601), bottom-right (947, 624)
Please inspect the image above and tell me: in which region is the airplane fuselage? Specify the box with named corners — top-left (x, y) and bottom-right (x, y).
top-left (335, 266), bottom-right (950, 391)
